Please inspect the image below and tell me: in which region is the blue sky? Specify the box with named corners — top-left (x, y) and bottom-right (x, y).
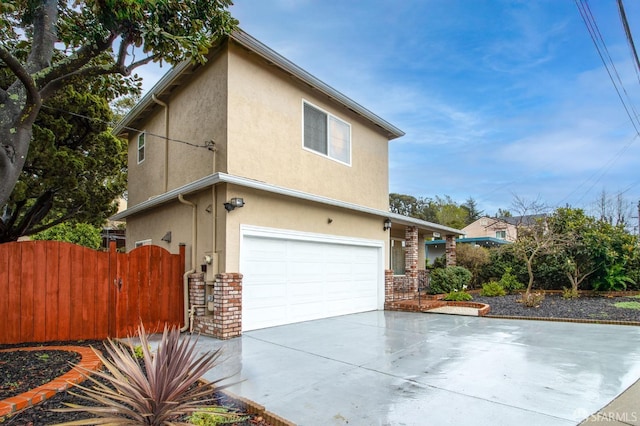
top-left (140, 1), bottom-right (640, 218)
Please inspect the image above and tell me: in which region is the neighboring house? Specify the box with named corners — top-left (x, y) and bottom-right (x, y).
top-left (102, 196), bottom-right (127, 249)
top-left (463, 216), bottom-right (518, 242)
top-left (463, 215), bottom-right (546, 243)
top-left (112, 30), bottom-right (463, 338)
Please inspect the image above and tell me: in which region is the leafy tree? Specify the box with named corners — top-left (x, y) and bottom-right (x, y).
top-left (455, 243), bottom-right (490, 288)
top-left (390, 193), bottom-right (479, 229)
top-left (32, 222), bottom-right (102, 249)
top-left (389, 193), bottom-right (426, 219)
top-left (0, 0), bottom-right (237, 212)
top-left (0, 83), bottom-right (126, 242)
top-left (433, 195), bottom-right (468, 229)
top-left (547, 208), bottom-right (599, 295)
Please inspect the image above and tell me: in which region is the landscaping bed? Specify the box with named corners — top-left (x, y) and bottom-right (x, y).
top-left (474, 293), bottom-right (640, 323)
top-left (0, 340), bottom-right (270, 425)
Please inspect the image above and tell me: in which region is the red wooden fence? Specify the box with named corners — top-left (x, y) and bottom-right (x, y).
top-left (0, 241), bottom-right (185, 344)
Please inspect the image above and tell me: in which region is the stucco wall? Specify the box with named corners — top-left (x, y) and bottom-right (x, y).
top-left (226, 42), bottom-right (390, 211)
top-left (126, 53), bottom-right (228, 206)
top-left (221, 184), bottom-right (388, 272)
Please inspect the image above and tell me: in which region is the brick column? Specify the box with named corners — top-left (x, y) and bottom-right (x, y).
top-left (212, 273), bottom-right (242, 339)
top-left (445, 234), bottom-right (457, 266)
top-left (188, 273), bottom-right (206, 317)
top-left (405, 226), bottom-right (418, 291)
top-left (385, 269), bottom-right (394, 303)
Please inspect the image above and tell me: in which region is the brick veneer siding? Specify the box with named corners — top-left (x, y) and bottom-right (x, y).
top-left (405, 226), bottom-right (418, 291)
top-left (188, 273), bottom-right (206, 317)
top-left (385, 269), bottom-right (394, 303)
top-left (212, 273), bottom-right (243, 339)
top-left (445, 235), bottom-right (457, 266)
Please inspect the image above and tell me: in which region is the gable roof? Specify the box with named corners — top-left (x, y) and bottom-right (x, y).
top-left (114, 29), bottom-right (404, 140)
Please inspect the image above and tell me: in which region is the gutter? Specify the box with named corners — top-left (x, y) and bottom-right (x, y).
top-left (178, 194), bottom-right (197, 332)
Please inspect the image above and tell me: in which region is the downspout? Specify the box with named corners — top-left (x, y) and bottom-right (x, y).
top-left (179, 194), bottom-right (197, 332)
top-left (152, 94), bottom-right (169, 193)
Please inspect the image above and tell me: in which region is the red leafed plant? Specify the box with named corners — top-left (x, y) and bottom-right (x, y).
top-left (53, 323), bottom-right (231, 425)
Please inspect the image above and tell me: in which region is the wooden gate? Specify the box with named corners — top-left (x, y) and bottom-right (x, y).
top-left (0, 241), bottom-right (185, 344)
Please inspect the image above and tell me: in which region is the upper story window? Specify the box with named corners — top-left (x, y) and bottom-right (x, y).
top-left (496, 230), bottom-right (506, 239)
top-left (303, 101), bottom-right (351, 165)
top-left (137, 132), bottom-right (145, 164)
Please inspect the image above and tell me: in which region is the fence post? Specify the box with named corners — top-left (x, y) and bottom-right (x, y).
top-left (108, 240), bottom-right (117, 337)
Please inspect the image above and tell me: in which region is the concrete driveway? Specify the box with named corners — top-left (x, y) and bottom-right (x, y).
top-left (193, 311), bottom-right (640, 425)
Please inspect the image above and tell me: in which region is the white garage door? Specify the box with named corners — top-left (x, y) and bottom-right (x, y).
top-left (241, 227), bottom-right (383, 331)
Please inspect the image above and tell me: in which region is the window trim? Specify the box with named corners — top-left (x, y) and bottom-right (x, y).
top-left (302, 100), bottom-right (352, 166)
top-left (390, 238), bottom-right (406, 276)
top-left (137, 132), bottom-right (146, 164)
top-left (496, 230), bottom-right (507, 240)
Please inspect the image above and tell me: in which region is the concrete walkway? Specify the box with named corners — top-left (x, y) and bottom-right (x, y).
top-left (187, 311), bottom-right (640, 426)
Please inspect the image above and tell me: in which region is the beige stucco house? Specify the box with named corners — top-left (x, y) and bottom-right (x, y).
top-left (463, 216), bottom-right (518, 242)
top-left (112, 30), bottom-right (462, 338)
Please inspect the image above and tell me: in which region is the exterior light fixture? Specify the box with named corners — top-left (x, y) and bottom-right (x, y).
top-left (224, 197), bottom-right (245, 212)
top-left (383, 218), bottom-right (392, 231)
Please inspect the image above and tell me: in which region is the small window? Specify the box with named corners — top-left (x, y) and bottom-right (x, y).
top-left (137, 132), bottom-right (145, 164)
top-left (135, 239), bottom-right (152, 248)
top-left (303, 102), bottom-right (351, 165)
top-left (496, 230), bottom-right (506, 240)
top-left (391, 239), bottom-right (406, 275)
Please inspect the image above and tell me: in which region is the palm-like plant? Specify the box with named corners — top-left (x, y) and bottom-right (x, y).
top-left (53, 324), bottom-right (231, 425)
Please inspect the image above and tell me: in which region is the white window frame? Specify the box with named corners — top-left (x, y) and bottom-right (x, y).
top-left (302, 100), bottom-right (352, 166)
top-left (390, 238), bottom-right (406, 276)
top-left (137, 132), bottom-right (146, 164)
top-left (496, 230), bottom-right (506, 240)
top-left (135, 239), bottom-right (152, 248)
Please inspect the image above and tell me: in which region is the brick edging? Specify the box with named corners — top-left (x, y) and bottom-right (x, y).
top-left (193, 382), bottom-right (295, 426)
top-left (484, 315), bottom-right (640, 326)
top-left (442, 301), bottom-right (491, 316)
top-left (0, 346), bottom-right (103, 420)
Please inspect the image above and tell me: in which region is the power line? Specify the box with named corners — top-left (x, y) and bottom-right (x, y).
top-left (575, 0), bottom-right (640, 135)
top-left (40, 104), bottom-right (213, 150)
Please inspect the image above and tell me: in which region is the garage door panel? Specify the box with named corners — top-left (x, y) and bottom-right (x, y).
top-left (242, 233), bottom-right (381, 331)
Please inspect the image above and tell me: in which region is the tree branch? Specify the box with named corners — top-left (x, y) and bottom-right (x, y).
top-left (124, 53), bottom-right (162, 73)
top-left (0, 46), bottom-right (40, 106)
top-left (36, 32), bottom-right (117, 91)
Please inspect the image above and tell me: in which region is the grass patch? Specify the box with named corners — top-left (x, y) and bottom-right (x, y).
top-left (614, 301), bottom-right (640, 310)
top-left (630, 294), bottom-right (640, 299)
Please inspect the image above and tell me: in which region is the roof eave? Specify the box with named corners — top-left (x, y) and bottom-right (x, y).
top-left (113, 29), bottom-right (404, 140)
top-left (111, 173), bottom-right (462, 237)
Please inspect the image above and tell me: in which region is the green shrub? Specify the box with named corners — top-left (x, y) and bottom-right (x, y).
top-left (443, 290), bottom-right (473, 301)
top-left (53, 323), bottom-right (232, 425)
top-left (562, 287), bottom-right (579, 299)
top-left (499, 267), bottom-right (524, 294)
top-left (428, 266), bottom-right (472, 294)
top-left (519, 292), bottom-right (545, 307)
top-left (189, 407), bottom-right (251, 425)
top-left (33, 222), bottom-right (102, 249)
top-left (480, 281), bottom-right (506, 297)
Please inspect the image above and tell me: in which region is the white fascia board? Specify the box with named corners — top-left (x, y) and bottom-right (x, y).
top-left (111, 172), bottom-right (463, 236)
